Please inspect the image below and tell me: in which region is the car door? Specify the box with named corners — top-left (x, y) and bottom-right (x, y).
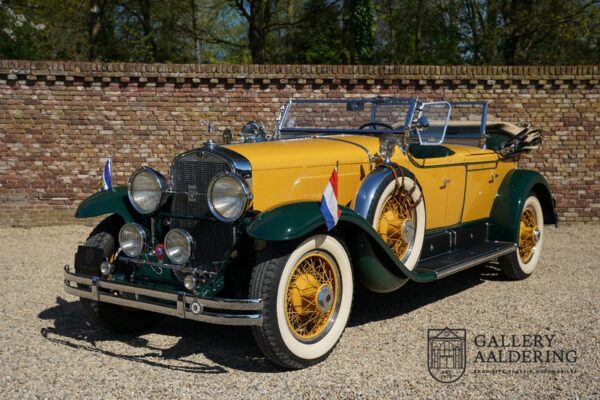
top-left (409, 155), bottom-right (466, 230)
top-left (461, 153), bottom-right (513, 223)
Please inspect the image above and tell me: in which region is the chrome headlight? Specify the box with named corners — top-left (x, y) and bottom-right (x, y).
top-left (164, 228), bottom-right (194, 264)
top-left (208, 172), bottom-right (252, 223)
top-left (128, 167), bottom-right (168, 214)
top-left (119, 223), bottom-right (147, 257)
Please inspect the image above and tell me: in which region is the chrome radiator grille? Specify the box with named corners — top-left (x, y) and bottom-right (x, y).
top-left (170, 151), bottom-right (234, 271)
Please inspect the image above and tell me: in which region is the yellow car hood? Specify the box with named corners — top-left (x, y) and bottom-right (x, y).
top-left (225, 135), bottom-right (378, 171)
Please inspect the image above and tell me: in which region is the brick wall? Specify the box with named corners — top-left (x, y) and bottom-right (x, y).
top-left (0, 60), bottom-right (598, 226)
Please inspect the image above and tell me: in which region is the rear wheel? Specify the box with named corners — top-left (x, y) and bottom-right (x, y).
top-left (249, 235), bottom-right (353, 369)
top-left (498, 195), bottom-right (545, 280)
top-left (78, 215), bottom-right (162, 334)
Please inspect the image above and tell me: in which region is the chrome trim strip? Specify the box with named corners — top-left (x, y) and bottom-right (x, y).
top-left (182, 296), bottom-right (262, 311)
top-left (314, 136), bottom-right (374, 168)
top-left (63, 266), bottom-right (263, 326)
top-left (435, 244), bottom-right (517, 279)
top-left (277, 99), bottom-right (292, 134)
top-left (214, 146), bottom-right (252, 178)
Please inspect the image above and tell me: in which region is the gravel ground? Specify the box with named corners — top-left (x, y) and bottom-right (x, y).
top-left (0, 223), bottom-right (598, 399)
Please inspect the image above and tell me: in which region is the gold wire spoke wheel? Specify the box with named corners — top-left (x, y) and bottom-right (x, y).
top-left (285, 251), bottom-right (340, 342)
top-left (377, 190), bottom-right (416, 261)
top-left (519, 206), bottom-right (539, 263)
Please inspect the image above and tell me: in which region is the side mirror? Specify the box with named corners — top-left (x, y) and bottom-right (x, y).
top-left (413, 102), bottom-right (451, 146)
top-left (416, 116), bottom-right (430, 130)
top-left (222, 128), bottom-right (233, 144)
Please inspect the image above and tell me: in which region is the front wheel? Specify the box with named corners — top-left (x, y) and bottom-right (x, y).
top-left (249, 235), bottom-right (354, 369)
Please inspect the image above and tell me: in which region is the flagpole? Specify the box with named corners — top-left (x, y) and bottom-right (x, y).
top-left (109, 154), bottom-right (114, 191)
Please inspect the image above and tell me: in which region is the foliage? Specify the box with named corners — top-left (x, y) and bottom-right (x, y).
top-left (0, 0), bottom-right (599, 64)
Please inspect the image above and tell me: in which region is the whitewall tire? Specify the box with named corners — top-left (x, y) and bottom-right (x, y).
top-left (249, 235), bottom-right (353, 369)
top-left (499, 195), bottom-right (545, 279)
top-left (367, 174), bottom-right (425, 271)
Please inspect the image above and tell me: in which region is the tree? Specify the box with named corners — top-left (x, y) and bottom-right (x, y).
top-left (373, 0), bottom-right (463, 64)
top-left (282, 0), bottom-right (344, 64)
top-left (230, 0), bottom-right (296, 63)
top-left (1, 0), bottom-right (599, 64)
top-left (343, 0), bottom-right (375, 63)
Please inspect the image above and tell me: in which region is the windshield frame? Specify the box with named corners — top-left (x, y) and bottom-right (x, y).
top-left (277, 97), bottom-right (419, 136)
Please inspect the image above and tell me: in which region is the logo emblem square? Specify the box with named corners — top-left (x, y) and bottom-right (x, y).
top-left (187, 185), bottom-right (197, 202)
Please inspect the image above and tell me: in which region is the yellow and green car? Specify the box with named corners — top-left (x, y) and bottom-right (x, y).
top-left (64, 97), bottom-right (556, 369)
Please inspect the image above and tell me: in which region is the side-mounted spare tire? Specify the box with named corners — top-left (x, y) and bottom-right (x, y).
top-left (365, 170), bottom-right (426, 271)
top-left (77, 215), bottom-right (163, 334)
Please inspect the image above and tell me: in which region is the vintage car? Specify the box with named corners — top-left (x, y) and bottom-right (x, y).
top-left (64, 97), bottom-right (556, 369)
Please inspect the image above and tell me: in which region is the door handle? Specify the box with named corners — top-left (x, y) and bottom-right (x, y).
top-left (440, 178), bottom-right (451, 189)
top-left (489, 172), bottom-right (499, 183)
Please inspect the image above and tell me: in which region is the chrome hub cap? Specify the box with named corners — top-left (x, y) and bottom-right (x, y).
top-left (316, 284), bottom-right (334, 313)
top-left (285, 252), bottom-right (340, 341)
top-left (377, 189), bottom-right (417, 262)
top-left (519, 206), bottom-right (538, 263)
top-left (401, 219), bottom-right (415, 244)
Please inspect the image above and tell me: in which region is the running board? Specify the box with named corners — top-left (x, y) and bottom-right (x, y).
top-left (413, 241), bottom-right (516, 279)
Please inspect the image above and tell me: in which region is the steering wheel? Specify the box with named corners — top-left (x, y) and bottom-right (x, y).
top-left (359, 122), bottom-right (393, 130)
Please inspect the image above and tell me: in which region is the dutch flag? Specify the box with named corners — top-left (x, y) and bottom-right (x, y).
top-left (100, 158), bottom-right (113, 191)
top-left (320, 165), bottom-right (342, 231)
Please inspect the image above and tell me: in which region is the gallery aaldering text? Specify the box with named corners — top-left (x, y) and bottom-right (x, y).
top-left (473, 334), bottom-right (578, 364)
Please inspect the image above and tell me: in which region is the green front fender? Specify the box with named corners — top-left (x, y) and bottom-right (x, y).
top-left (247, 202), bottom-right (436, 292)
top-left (75, 186), bottom-right (138, 223)
top-left (489, 169), bottom-right (557, 243)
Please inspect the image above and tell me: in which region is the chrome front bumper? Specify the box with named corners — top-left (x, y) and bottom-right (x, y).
top-left (63, 265), bottom-right (263, 326)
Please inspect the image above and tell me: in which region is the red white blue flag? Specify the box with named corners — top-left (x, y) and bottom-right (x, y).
top-left (320, 166), bottom-right (342, 231)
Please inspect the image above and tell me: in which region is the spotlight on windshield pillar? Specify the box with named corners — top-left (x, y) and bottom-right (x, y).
top-left (379, 135), bottom-right (396, 163)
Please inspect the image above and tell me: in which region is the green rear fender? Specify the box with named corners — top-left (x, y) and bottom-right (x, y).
top-left (489, 169), bottom-right (557, 243)
top-left (247, 202), bottom-right (436, 292)
top-left (75, 186), bottom-right (139, 223)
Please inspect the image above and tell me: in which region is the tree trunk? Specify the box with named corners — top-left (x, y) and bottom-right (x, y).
top-left (190, 0), bottom-right (201, 63)
top-left (88, 0), bottom-right (102, 60)
top-left (138, 0), bottom-right (158, 61)
top-left (342, 0), bottom-right (355, 64)
top-left (248, 20), bottom-right (266, 63)
top-left (415, 0), bottom-right (422, 63)
top-left (502, 0), bottom-right (533, 64)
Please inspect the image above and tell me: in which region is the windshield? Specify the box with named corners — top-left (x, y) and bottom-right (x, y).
top-left (278, 98), bottom-right (418, 136)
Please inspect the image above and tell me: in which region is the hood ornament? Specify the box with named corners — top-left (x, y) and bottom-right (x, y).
top-left (202, 120), bottom-right (216, 148)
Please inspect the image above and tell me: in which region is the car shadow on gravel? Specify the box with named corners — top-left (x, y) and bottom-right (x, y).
top-left (348, 262), bottom-right (508, 326)
top-left (38, 297), bottom-right (280, 374)
top-left (38, 263), bottom-right (506, 374)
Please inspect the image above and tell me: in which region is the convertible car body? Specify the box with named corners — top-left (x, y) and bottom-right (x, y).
top-left (64, 97), bottom-right (556, 369)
